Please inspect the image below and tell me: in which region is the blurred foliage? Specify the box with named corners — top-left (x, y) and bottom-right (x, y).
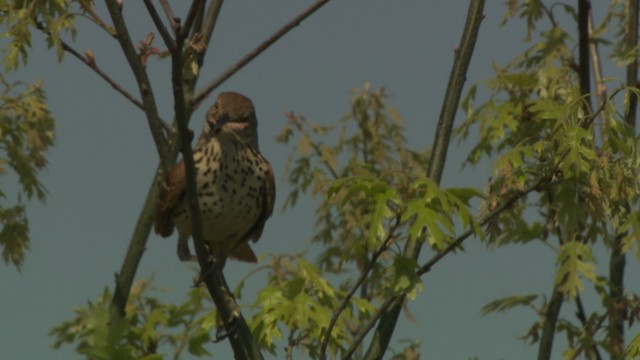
top-left (50, 276), bottom-right (218, 360)
top-left (0, 74), bottom-right (54, 269)
top-left (0, 0), bottom-right (101, 70)
top-left (460, 0), bottom-right (640, 357)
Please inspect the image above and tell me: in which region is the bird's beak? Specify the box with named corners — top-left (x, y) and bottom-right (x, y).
top-left (218, 113), bottom-right (249, 131)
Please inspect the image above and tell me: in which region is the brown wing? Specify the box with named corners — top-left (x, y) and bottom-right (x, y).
top-left (236, 158), bottom-right (275, 246)
top-left (154, 160), bottom-right (187, 237)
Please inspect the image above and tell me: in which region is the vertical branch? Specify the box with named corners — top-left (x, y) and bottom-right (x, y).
top-left (103, 0), bottom-right (169, 166)
top-left (170, 16), bottom-right (263, 360)
top-left (609, 1), bottom-right (638, 358)
top-left (588, 9), bottom-right (608, 128)
top-left (538, 286), bottom-right (564, 360)
top-left (578, 0), bottom-right (592, 114)
top-left (361, 1), bottom-right (486, 358)
top-left (105, 0), bottom-right (172, 320)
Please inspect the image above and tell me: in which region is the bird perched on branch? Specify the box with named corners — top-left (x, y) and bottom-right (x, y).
top-left (154, 92), bottom-right (275, 265)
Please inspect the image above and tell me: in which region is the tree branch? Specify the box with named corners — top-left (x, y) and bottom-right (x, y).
top-left (578, 0), bottom-right (592, 114)
top-left (538, 285), bottom-right (564, 360)
top-left (34, 21), bottom-right (173, 134)
top-left (191, 0), bottom-right (331, 109)
top-left (104, 0), bottom-right (176, 320)
top-left (143, 0), bottom-right (176, 50)
top-left (159, 0), bottom-right (179, 33)
top-left (103, 0), bottom-right (170, 168)
top-left (179, 0), bottom-right (204, 39)
top-left (361, 1), bottom-right (486, 358)
top-left (170, 19), bottom-right (263, 360)
top-left (609, 2), bottom-right (638, 358)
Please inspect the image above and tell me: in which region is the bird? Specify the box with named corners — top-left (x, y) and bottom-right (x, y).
top-left (154, 92), bottom-right (275, 265)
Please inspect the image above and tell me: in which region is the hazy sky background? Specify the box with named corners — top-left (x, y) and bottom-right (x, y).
top-left (2, 1), bottom-right (639, 359)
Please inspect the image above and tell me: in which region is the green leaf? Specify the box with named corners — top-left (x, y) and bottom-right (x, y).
top-left (481, 294), bottom-right (538, 315)
top-left (555, 242), bottom-right (596, 298)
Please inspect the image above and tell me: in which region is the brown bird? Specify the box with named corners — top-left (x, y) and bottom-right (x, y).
top-left (154, 92), bottom-right (275, 265)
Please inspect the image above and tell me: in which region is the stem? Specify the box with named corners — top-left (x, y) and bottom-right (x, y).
top-left (104, 0), bottom-right (172, 319)
top-left (538, 285), bottom-right (564, 360)
top-left (170, 18), bottom-right (263, 360)
top-left (361, 1), bottom-right (486, 358)
top-left (578, 0), bottom-right (592, 115)
top-left (609, 2), bottom-right (638, 359)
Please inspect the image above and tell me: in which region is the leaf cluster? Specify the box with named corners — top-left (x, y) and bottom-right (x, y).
top-left (50, 276), bottom-right (219, 360)
top-left (461, 1), bottom-right (640, 357)
top-left (0, 74), bottom-right (54, 269)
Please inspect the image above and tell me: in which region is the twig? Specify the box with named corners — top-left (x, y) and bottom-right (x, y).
top-left (180, 0), bottom-right (204, 39)
top-left (159, 0), bottom-right (179, 33)
top-left (418, 177), bottom-right (547, 276)
top-left (588, 8), bottom-right (607, 129)
top-left (103, 0), bottom-right (170, 168)
top-left (574, 295), bottom-right (603, 360)
top-left (104, 0), bottom-right (170, 319)
top-left (143, 0), bottom-right (176, 50)
top-left (318, 217), bottom-right (401, 359)
top-left (538, 285), bottom-right (564, 360)
top-left (191, 0), bottom-right (331, 109)
top-left (34, 21), bottom-right (173, 134)
top-left (170, 19), bottom-right (263, 360)
top-left (578, 0), bottom-right (592, 114)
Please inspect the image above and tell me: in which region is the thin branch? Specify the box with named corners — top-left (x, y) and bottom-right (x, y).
top-left (159, 0), bottom-right (179, 33)
top-left (180, 0), bottom-right (204, 39)
top-left (578, 0), bottom-right (592, 114)
top-left (418, 177), bottom-right (547, 276)
top-left (34, 22), bottom-right (174, 133)
top-left (104, 0), bottom-right (170, 168)
top-left (574, 295), bottom-right (603, 360)
top-left (342, 175), bottom-right (548, 360)
top-left (609, 2), bottom-right (638, 359)
top-left (538, 285), bottom-right (564, 360)
top-left (588, 9), bottom-right (608, 129)
top-left (191, 0), bottom-right (331, 109)
top-left (104, 0), bottom-right (170, 319)
top-left (362, 1), bottom-right (486, 358)
top-left (319, 217), bottom-right (401, 360)
top-left (143, 0), bottom-right (176, 50)
top-left (183, 0), bottom-right (224, 116)
top-left (170, 19), bottom-right (263, 360)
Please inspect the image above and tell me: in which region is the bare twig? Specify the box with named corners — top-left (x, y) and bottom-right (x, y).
top-left (34, 22), bottom-right (173, 134)
top-left (180, 0), bottom-right (204, 39)
top-left (143, 0), bottom-right (176, 50)
top-left (104, 0), bottom-right (171, 319)
top-left (578, 0), bottom-right (592, 114)
top-left (159, 0), bottom-right (179, 33)
top-left (588, 8), bottom-right (607, 128)
top-left (191, 0), bottom-right (331, 108)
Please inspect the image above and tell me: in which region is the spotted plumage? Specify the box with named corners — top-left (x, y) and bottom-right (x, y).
top-left (154, 92), bottom-right (275, 264)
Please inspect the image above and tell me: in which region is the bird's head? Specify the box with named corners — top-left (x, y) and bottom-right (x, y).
top-left (200, 91), bottom-right (259, 148)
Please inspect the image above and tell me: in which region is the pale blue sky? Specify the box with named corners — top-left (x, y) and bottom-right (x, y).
top-left (1, 1), bottom-right (638, 359)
